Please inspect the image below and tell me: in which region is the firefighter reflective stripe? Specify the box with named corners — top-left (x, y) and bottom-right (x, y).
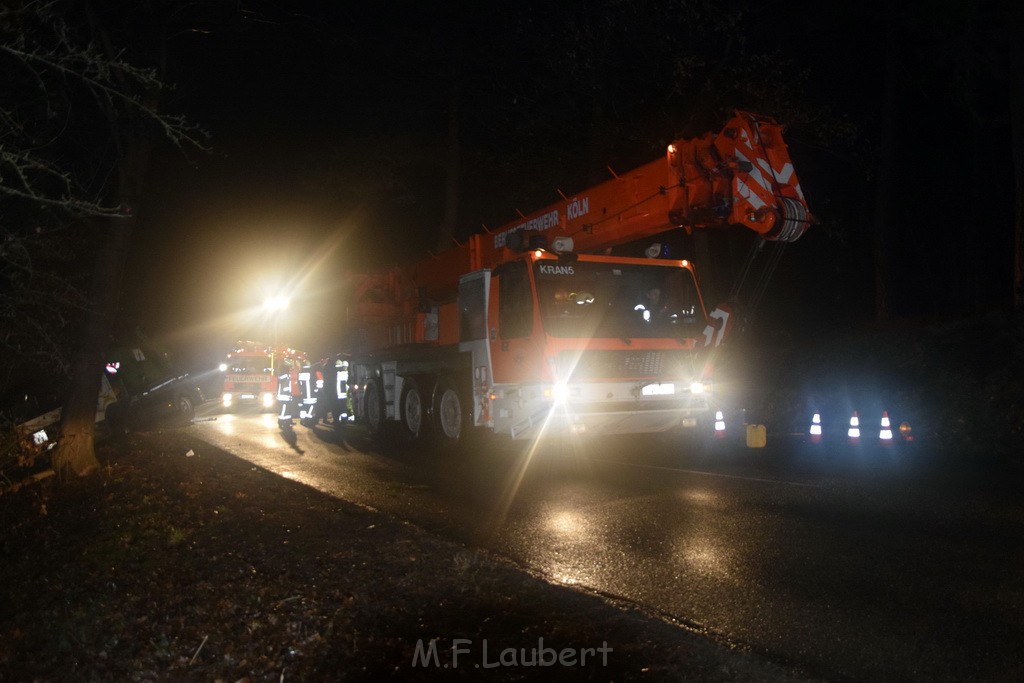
top-left (336, 366), bottom-right (349, 400)
top-left (298, 371), bottom-right (318, 403)
top-left (278, 398), bottom-right (293, 420)
top-left (277, 372), bottom-right (293, 401)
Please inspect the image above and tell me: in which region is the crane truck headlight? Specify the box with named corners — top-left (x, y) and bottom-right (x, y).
top-left (261, 392), bottom-right (275, 408)
top-left (544, 382), bottom-right (571, 403)
top-left (689, 381), bottom-right (706, 395)
top-left (222, 392), bottom-right (233, 407)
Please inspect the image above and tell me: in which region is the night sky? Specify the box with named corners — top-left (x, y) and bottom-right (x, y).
top-left (121, 1), bottom-right (1018, 365)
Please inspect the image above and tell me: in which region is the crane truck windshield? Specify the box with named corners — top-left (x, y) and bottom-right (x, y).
top-left (534, 262), bottom-right (703, 339)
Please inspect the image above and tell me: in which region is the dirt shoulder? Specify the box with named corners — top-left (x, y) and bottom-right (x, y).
top-left (0, 429), bottom-right (812, 682)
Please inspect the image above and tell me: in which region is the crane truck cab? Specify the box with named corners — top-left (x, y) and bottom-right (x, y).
top-left (463, 247), bottom-right (713, 441)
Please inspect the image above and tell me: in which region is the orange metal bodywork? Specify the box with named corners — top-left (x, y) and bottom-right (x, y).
top-left (222, 341), bottom-right (307, 404)
top-left (410, 110), bottom-right (811, 302)
top-left (486, 252), bottom-right (704, 386)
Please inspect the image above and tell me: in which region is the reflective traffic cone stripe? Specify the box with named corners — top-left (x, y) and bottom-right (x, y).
top-left (879, 410), bottom-right (894, 445)
top-left (847, 411), bottom-right (861, 444)
top-left (809, 412), bottom-right (823, 443)
top-left (714, 410), bottom-right (726, 437)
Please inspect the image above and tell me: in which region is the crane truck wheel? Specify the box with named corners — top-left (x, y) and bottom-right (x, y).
top-left (431, 375), bottom-right (468, 450)
top-left (400, 377), bottom-right (428, 441)
top-left (363, 378), bottom-right (386, 438)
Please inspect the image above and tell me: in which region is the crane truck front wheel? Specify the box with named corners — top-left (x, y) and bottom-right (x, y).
top-left (431, 376), bottom-right (468, 448)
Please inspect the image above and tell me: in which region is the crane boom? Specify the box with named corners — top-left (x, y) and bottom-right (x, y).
top-left (411, 111), bottom-right (812, 299)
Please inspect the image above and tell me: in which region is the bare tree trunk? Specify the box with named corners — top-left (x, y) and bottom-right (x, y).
top-left (1010, 10), bottom-right (1024, 313)
top-left (52, 136), bottom-right (150, 479)
top-left (872, 18), bottom-right (899, 322)
top-left (51, 214), bottom-right (129, 478)
top-left (435, 85), bottom-right (461, 252)
top-left (434, 45), bottom-right (462, 252)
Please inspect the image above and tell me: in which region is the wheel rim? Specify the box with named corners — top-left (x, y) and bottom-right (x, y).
top-left (438, 388), bottom-right (461, 440)
top-left (178, 396), bottom-right (193, 415)
top-left (404, 388), bottom-right (423, 435)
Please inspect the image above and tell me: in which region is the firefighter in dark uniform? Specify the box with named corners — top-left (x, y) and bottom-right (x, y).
top-left (298, 358), bottom-right (322, 427)
top-left (276, 357), bottom-right (300, 429)
top-left (314, 354), bottom-right (349, 427)
top-left (310, 357), bottom-right (331, 425)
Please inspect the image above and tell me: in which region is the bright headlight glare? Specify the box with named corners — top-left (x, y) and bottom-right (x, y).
top-left (690, 381), bottom-right (705, 395)
top-left (552, 382), bottom-right (570, 402)
top-left (222, 393), bottom-right (232, 406)
top-left (262, 392), bottom-right (275, 408)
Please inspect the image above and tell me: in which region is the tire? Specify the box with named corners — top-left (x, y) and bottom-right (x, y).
top-left (431, 375), bottom-right (468, 449)
top-left (363, 379), bottom-right (385, 438)
top-left (400, 377), bottom-right (428, 440)
top-left (175, 393), bottom-right (196, 423)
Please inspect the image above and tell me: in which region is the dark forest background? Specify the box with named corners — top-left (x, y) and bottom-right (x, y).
top-left (4, 0), bottom-right (1023, 382)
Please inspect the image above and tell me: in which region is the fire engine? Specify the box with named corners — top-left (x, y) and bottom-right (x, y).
top-left (220, 341), bottom-right (305, 411)
top-left (345, 111), bottom-right (813, 448)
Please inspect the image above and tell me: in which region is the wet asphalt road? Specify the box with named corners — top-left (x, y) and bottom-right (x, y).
top-left (188, 405), bottom-right (1024, 681)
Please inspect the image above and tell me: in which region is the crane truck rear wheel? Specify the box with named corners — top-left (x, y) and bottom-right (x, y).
top-left (401, 377), bottom-right (428, 441)
top-left (432, 375), bottom-right (468, 450)
top-left (363, 379), bottom-right (385, 438)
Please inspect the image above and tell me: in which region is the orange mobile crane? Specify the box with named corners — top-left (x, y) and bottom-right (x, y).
top-left (345, 111), bottom-right (813, 448)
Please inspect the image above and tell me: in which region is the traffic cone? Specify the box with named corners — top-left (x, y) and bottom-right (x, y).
top-left (714, 410), bottom-right (726, 438)
top-left (879, 411), bottom-right (894, 445)
top-left (847, 411), bottom-right (861, 444)
top-left (808, 412), bottom-right (823, 443)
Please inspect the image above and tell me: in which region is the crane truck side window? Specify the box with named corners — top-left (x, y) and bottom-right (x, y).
top-left (497, 261), bottom-right (532, 339)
